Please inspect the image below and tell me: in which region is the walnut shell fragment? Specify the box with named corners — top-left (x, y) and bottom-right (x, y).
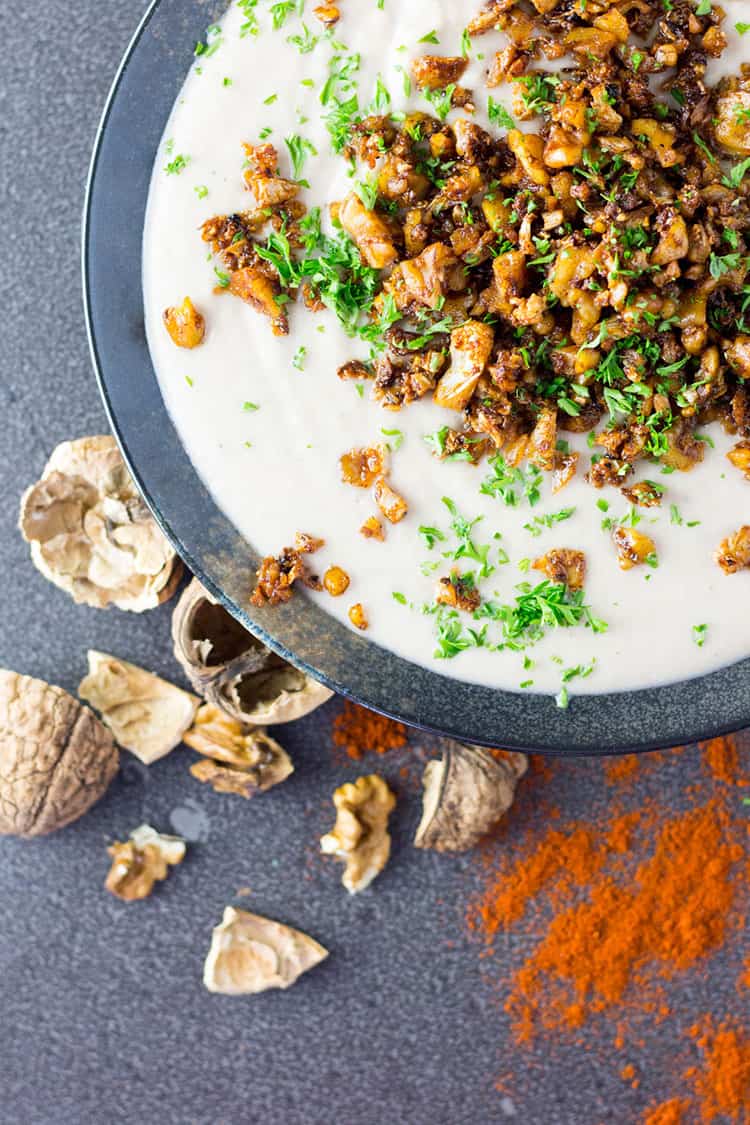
top-left (18, 436), bottom-right (182, 612)
top-left (0, 669), bottom-right (119, 838)
top-left (78, 651), bottom-right (199, 765)
top-left (414, 742), bottom-right (528, 853)
top-left (320, 775), bottom-right (396, 893)
top-left (172, 578), bottom-right (332, 724)
top-left (203, 906), bottom-right (328, 995)
top-left (105, 824), bottom-right (186, 901)
top-left (184, 704), bottom-right (293, 798)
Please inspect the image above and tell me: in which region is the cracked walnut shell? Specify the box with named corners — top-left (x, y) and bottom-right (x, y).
top-left (172, 578), bottom-right (331, 724)
top-left (0, 670), bottom-right (119, 837)
top-left (105, 825), bottom-right (186, 901)
top-left (320, 774), bottom-right (396, 893)
top-left (79, 651), bottom-right (199, 765)
top-left (19, 436), bottom-right (182, 612)
top-left (204, 907), bottom-right (328, 995)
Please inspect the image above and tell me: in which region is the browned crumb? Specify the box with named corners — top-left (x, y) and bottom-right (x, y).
top-left (621, 481), bottom-right (664, 508)
top-left (360, 516), bottom-right (385, 541)
top-left (411, 55), bottom-right (469, 92)
top-left (250, 544), bottom-right (322, 607)
top-left (163, 297), bottom-right (205, 349)
top-left (313, 3), bottom-right (339, 28)
top-left (323, 566), bottom-right (351, 597)
top-left (715, 525), bottom-right (750, 574)
top-left (435, 573), bottom-right (481, 612)
top-left (340, 445), bottom-right (388, 488)
top-left (533, 549), bottom-right (587, 590)
top-left (612, 527), bottom-right (657, 571)
top-left (348, 603), bottom-right (369, 630)
top-left (374, 477), bottom-right (408, 523)
top-left (294, 531), bottom-right (325, 554)
top-left (726, 440), bottom-right (750, 481)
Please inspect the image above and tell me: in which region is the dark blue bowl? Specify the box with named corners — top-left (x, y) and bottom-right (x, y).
top-left (82, 0), bottom-right (750, 754)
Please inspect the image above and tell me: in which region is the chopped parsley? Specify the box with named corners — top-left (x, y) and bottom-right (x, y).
top-left (381, 427), bottom-right (404, 451)
top-left (285, 133), bottom-right (317, 180)
top-left (692, 623), bottom-right (708, 647)
top-left (165, 153), bottom-right (189, 175)
top-left (487, 97), bottom-right (514, 130)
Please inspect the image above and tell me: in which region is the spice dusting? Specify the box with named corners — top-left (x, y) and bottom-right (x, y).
top-left (464, 737), bottom-right (749, 1118)
top-left (332, 700), bottom-right (408, 760)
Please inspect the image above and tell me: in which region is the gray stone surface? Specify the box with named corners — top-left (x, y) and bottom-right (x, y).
top-left (0, 5), bottom-right (748, 1125)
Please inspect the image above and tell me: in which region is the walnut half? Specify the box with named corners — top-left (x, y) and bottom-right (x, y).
top-left (0, 670), bottom-right (118, 838)
top-left (320, 775), bottom-right (396, 893)
top-left (105, 825), bottom-right (186, 901)
top-left (183, 704), bottom-right (294, 798)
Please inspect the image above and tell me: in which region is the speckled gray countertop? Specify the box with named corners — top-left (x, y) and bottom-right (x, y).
top-left (0, 5), bottom-right (748, 1124)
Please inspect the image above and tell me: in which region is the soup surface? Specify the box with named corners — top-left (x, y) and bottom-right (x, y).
top-left (144, 0), bottom-right (750, 698)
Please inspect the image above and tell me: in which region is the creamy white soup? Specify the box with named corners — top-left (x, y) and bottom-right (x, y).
top-left (144, 0), bottom-right (750, 700)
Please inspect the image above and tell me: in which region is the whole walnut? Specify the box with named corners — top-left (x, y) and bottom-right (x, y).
top-left (0, 670), bottom-right (119, 837)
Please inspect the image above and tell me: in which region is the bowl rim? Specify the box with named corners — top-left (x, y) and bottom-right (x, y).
top-left (82, 0), bottom-right (750, 756)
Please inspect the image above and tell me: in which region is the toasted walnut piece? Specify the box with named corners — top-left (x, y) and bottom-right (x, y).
top-left (204, 907), bottom-right (328, 995)
top-left (337, 192), bottom-right (399, 269)
top-left (323, 566), bottom-right (350, 597)
top-left (390, 242), bottom-right (460, 310)
top-left (507, 129), bottom-right (550, 186)
top-left (163, 297), bottom-right (205, 349)
top-left (528, 405), bottom-right (558, 472)
top-left (612, 526), bottom-right (656, 570)
top-left (553, 451), bottom-right (579, 493)
top-left (714, 75), bottom-right (750, 155)
top-left (435, 573), bottom-right (481, 612)
top-left (360, 516), bottom-right (385, 540)
top-left (0, 670), bottom-right (118, 838)
top-left (725, 337), bottom-right (750, 381)
top-left (434, 320), bottom-right (495, 411)
top-left (320, 775), bottom-right (396, 893)
top-left (533, 549), bottom-right (586, 590)
top-left (715, 526), bottom-right (750, 574)
top-left (19, 436), bottom-right (181, 612)
top-left (228, 266), bottom-right (288, 336)
top-left (411, 55), bottom-right (469, 91)
top-left (631, 118), bottom-right (684, 169)
top-left (105, 825), bottom-right (186, 902)
top-left (251, 545), bottom-right (322, 607)
top-left (242, 143), bottom-right (300, 209)
top-left (374, 477), bottom-right (408, 524)
top-left (726, 441), bottom-right (750, 481)
top-left (621, 481), bottom-right (664, 507)
top-left (78, 652), bottom-right (198, 765)
top-left (340, 444), bottom-right (388, 488)
top-left (415, 742), bottom-right (528, 853)
top-left (172, 579), bottom-right (331, 725)
top-left (294, 532), bottom-right (325, 555)
top-left (348, 603), bottom-right (369, 630)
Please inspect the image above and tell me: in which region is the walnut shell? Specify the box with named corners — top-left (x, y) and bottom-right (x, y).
top-left (203, 907), bottom-right (328, 995)
top-left (18, 436), bottom-right (182, 612)
top-left (171, 578), bottom-right (332, 725)
top-left (414, 742), bottom-right (528, 853)
top-left (79, 651), bottom-right (199, 765)
top-left (0, 670), bottom-right (119, 837)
